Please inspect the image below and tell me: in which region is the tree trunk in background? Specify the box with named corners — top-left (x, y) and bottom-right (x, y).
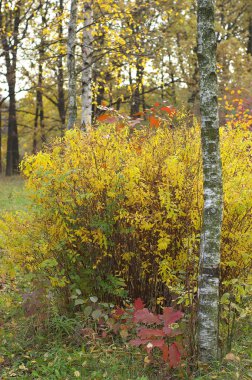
top-left (161, 55), bottom-right (165, 101)
top-left (33, 65), bottom-right (45, 152)
top-left (33, 11), bottom-right (46, 154)
top-left (168, 53), bottom-right (177, 105)
top-left (57, 0), bottom-right (66, 136)
top-left (0, 106), bottom-right (2, 174)
top-left (6, 84), bottom-right (19, 176)
top-left (33, 93), bottom-right (39, 154)
top-left (93, 73), bottom-right (105, 119)
top-left (38, 51), bottom-right (46, 144)
top-left (197, 0), bottom-right (223, 362)
top-left (0, 2), bottom-right (20, 175)
top-left (67, 0), bottom-right (78, 130)
top-left (130, 59), bottom-right (144, 117)
top-left (248, 18), bottom-right (252, 55)
top-left (188, 64), bottom-right (199, 108)
top-left (81, 1), bottom-right (93, 131)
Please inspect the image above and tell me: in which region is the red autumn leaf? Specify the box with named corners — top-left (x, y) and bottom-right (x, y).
top-left (97, 113), bottom-right (110, 121)
top-left (163, 307), bottom-right (183, 327)
top-left (145, 339), bottom-right (165, 353)
top-left (134, 308), bottom-right (161, 324)
top-left (130, 339), bottom-right (165, 354)
top-left (162, 344), bottom-right (169, 362)
top-left (174, 341), bottom-right (186, 356)
top-left (138, 328), bottom-right (165, 339)
top-left (169, 342), bottom-right (181, 368)
top-left (114, 307), bottom-right (125, 317)
top-left (129, 338), bottom-right (149, 347)
top-left (163, 326), bottom-right (172, 336)
top-left (149, 115), bottom-right (160, 128)
top-left (160, 106), bottom-right (176, 115)
top-left (132, 111), bottom-right (144, 117)
top-left (104, 116), bottom-right (117, 123)
top-left (163, 328), bottom-right (182, 337)
top-left (134, 297), bottom-right (145, 311)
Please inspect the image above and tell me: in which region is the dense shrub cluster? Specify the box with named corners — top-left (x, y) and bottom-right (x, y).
top-left (0, 117), bottom-right (251, 311)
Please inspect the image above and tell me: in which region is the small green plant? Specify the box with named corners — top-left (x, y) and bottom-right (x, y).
top-left (46, 314), bottom-right (81, 339)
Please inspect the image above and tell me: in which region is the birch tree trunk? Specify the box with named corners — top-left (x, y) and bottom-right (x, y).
top-left (81, 1), bottom-right (93, 131)
top-left (197, 0), bottom-right (223, 362)
top-left (67, 0), bottom-right (78, 130)
top-left (33, 91), bottom-right (39, 154)
top-left (0, 106), bottom-right (2, 174)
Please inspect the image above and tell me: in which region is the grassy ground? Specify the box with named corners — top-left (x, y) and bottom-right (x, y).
top-left (0, 177), bottom-right (251, 380)
top-left (0, 175), bottom-right (29, 213)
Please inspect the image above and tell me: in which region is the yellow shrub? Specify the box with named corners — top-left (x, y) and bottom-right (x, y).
top-left (0, 118), bottom-right (251, 306)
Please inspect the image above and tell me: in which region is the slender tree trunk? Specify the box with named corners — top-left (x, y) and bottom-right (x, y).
top-left (38, 58), bottom-right (46, 144)
top-left (0, 0), bottom-right (41, 174)
top-left (247, 18), bottom-right (252, 55)
top-left (188, 64), bottom-right (199, 107)
top-left (130, 60), bottom-right (144, 117)
top-left (6, 83), bottom-right (19, 176)
top-left (33, 95), bottom-right (39, 154)
top-left (161, 55), bottom-right (165, 101)
top-left (0, 106), bottom-right (2, 174)
top-left (67, 0), bottom-right (78, 130)
top-left (116, 98), bottom-right (121, 111)
top-left (108, 83), bottom-right (113, 106)
top-left (57, 0), bottom-right (66, 136)
top-left (81, 1), bottom-right (93, 131)
top-left (168, 53), bottom-right (176, 105)
top-left (142, 84), bottom-right (146, 113)
top-left (197, 0), bottom-right (223, 362)
top-left (33, 41), bottom-right (45, 153)
top-left (2, 29), bottom-right (20, 175)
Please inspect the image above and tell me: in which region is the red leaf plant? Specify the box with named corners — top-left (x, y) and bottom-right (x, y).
top-left (129, 299), bottom-right (184, 368)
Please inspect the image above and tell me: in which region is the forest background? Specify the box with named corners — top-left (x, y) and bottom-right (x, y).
top-left (0, 0), bottom-right (251, 172)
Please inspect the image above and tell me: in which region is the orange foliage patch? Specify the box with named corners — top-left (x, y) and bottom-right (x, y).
top-left (149, 115), bottom-right (161, 128)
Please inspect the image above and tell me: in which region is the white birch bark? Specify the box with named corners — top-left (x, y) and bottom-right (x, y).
top-left (81, 1), bottom-right (93, 131)
top-left (197, 0), bottom-right (223, 362)
top-left (67, 0), bottom-right (78, 130)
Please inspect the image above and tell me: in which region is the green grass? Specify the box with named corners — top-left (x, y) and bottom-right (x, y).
top-left (0, 345), bottom-right (161, 380)
top-left (0, 175), bottom-right (29, 213)
top-left (0, 308), bottom-right (164, 380)
top-left (0, 340), bottom-right (158, 379)
top-left (1, 329), bottom-right (251, 380)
